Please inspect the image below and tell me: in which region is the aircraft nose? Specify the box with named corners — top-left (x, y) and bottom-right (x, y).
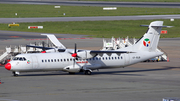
top-left (5, 63), bottom-right (11, 70)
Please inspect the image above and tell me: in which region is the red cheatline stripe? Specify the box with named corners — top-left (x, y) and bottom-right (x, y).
top-left (9, 36), bottom-right (20, 38)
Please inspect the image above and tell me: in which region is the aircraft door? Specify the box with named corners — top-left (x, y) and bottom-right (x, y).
top-left (31, 56), bottom-right (39, 68)
top-left (124, 54), bottom-right (130, 66)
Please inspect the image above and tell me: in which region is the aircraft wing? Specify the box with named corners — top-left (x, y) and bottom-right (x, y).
top-left (26, 45), bottom-right (54, 50)
top-left (41, 34), bottom-right (66, 49)
top-left (26, 45), bottom-right (66, 52)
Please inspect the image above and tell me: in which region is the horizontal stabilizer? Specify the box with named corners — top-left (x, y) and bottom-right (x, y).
top-left (140, 25), bottom-right (173, 28)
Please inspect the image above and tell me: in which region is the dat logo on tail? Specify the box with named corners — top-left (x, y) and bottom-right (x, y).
top-left (5, 21), bottom-right (172, 76)
top-left (143, 38), bottom-right (150, 47)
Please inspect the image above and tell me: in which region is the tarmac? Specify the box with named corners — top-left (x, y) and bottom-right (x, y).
top-left (0, 31), bottom-right (180, 101)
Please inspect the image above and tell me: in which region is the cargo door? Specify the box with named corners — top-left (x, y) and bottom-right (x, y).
top-left (31, 56), bottom-right (39, 68)
top-left (124, 54), bottom-right (130, 66)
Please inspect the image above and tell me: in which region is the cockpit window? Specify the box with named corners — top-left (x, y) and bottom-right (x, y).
top-left (13, 57), bottom-right (19, 60)
top-left (13, 57), bottom-right (27, 61)
top-left (19, 57), bottom-right (23, 61)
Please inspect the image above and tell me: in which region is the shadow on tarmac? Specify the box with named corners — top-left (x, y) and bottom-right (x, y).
top-left (93, 66), bottom-right (180, 75)
top-left (17, 66), bottom-right (179, 77)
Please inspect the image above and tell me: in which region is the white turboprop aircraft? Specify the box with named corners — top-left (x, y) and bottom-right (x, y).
top-left (5, 21), bottom-right (172, 76)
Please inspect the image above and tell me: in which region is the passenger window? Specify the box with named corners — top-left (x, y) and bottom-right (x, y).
top-left (19, 57), bottom-right (23, 61)
top-left (42, 60), bottom-right (44, 62)
top-left (57, 59), bottom-right (59, 62)
top-left (112, 57), bottom-right (113, 60)
top-left (115, 57), bottom-right (117, 59)
top-left (45, 60), bottom-right (47, 62)
top-left (23, 57), bottom-right (26, 61)
top-left (51, 59), bottom-right (53, 62)
top-left (54, 59), bottom-right (56, 62)
top-left (61, 59), bottom-right (62, 62)
top-left (64, 59), bottom-right (66, 62)
top-left (48, 59), bottom-right (50, 62)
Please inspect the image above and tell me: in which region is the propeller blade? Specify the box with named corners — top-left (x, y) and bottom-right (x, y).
top-left (75, 43), bottom-right (77, 54)
top-left (71, 43), bottom-right (78, 58)
top-left (42, 41), bottom-right (45, 51)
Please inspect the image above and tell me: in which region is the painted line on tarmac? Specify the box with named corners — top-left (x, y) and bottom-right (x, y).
top-left (9, 36), bottom-right (21, 38)
top-left (0, 98), bottom-right (19, 101)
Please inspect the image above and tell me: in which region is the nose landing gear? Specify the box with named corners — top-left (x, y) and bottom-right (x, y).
top-left (13, 71), bottom-right (19, 77)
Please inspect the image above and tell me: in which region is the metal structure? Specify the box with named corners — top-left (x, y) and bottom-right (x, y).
top-left (0, 42), bottom-right (54, 65)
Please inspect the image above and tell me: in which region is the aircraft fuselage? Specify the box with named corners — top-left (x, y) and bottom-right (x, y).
top-left (7, 51), bottom-right (162, 74)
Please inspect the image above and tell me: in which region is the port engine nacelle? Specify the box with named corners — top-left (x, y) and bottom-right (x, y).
top-left (63, 65), bottom-right (81, 73)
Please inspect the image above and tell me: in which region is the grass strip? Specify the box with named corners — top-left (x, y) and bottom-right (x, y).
top-left (77, 0), bottom-right (180, 2)
top-left (0, 4), bottom-right (180, 18)
top-left (0, 19), bottom-right (179, 38)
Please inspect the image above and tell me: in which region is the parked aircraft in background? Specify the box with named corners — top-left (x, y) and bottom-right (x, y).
top-left (5, 21), bottom-right (172, 76)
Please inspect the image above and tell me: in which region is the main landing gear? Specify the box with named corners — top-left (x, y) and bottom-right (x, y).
top-left (84, 70), bottom-right (92, 75)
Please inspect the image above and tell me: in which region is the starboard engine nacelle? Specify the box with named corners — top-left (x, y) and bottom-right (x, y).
top-left (77, 50), bottom-right (97, 59)
top-left (63, 65), bottom-right (81, 73)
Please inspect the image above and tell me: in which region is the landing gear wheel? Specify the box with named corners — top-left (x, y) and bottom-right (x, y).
top-left (84, 70), bottom-right (92, 75)
top-left (13, 72), bottom-right (18, 77)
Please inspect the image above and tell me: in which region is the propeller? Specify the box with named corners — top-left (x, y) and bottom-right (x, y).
top-left (69, 43), bottom-right (79, 67)
top-left (70, 43), bottom-right (80, 60)
top-left (42, 41), bottom-right (45, 51)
